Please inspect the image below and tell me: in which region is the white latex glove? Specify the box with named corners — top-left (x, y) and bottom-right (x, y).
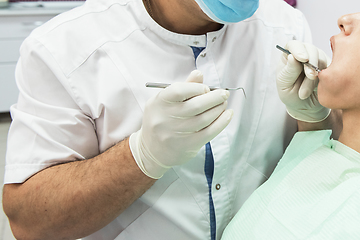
top-left (277, 40), bottom-right (331, 123)
top-left (129, 70), bottom-right (233, 179)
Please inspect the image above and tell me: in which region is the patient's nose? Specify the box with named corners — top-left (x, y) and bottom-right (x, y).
top-left (337, 12), bottom-right (360, 35)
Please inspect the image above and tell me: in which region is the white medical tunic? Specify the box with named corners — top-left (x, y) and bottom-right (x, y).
top-left (5, 0), bottom-right (312, 239)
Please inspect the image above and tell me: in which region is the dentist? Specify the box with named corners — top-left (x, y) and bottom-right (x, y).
top-left (3, 0), bottom-right (339, 239)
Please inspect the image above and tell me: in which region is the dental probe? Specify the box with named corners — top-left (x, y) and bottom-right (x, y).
top-left (145, 82), bottom-right (246, 98)
top-left (276, 45), bottom-right (321, 73)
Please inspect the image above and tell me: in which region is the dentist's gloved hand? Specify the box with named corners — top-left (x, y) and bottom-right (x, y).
top-left (129, 70), bottom-right (233, 179)
top-left (277, 40), bottom-right (331, 123)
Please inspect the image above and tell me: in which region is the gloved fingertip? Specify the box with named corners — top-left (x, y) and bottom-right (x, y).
top-left (305, 67), bottom-right (318, 80)
top-left (294, 53), bottom-right (308, 62)
top-left (192, 69), bottom-right (203, 77)
top-left (299, 88), bottom-right (311, 100)
top-left (287, 54), bottom-right (298, 65)
top-left (204, 85), bottom-right (210, 93)
top-left (287, 40), bottom-right (309, 62)
top-left (187, 70), bottom-right (204, 83)
top-left (221, 90), bottom-right (230, 100)
top-left (285, 55), bottom-right (303, 72)
top-left (225, 109), bottom-right (234, 121)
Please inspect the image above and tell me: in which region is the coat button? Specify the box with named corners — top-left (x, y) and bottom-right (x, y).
top-left (201, 53), bottom-right (206, 57)
top-left (215, 184), bottom-right (221, 190)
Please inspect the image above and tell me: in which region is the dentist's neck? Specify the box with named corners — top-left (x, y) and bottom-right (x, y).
top-left (143, 0), bottom-right (222, 35)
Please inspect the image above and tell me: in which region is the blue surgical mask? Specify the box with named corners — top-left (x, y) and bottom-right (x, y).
top-left (194, 0), bottom-right (259, 24)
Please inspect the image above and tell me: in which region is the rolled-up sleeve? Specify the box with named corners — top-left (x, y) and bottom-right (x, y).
top-left (5, 37), bottom-right (100, 184)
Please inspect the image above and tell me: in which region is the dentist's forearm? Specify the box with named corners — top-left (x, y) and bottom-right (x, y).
top-left (2, 138), bottom-right (156, 240)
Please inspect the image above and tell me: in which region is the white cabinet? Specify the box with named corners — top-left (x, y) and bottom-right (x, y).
top-left (0, 2), bottom-right (83, 112)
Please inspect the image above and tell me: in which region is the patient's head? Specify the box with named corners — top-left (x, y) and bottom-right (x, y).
top-left (318, 12), bottom-right (360, 111)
